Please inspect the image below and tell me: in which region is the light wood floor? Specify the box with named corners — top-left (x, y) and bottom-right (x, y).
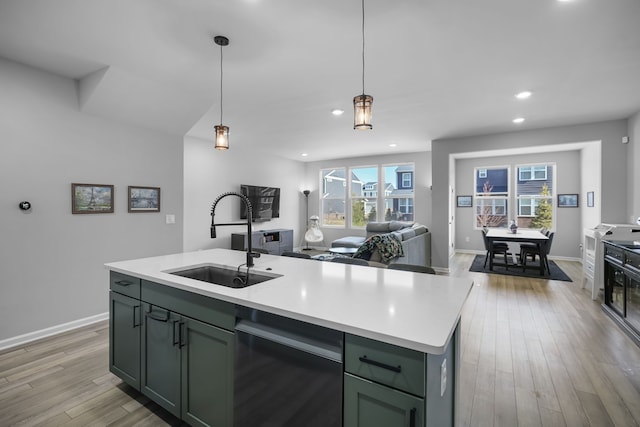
top-left (1, 254), bottom-right (639, 426)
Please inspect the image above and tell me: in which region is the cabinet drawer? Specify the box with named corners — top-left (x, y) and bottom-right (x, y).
top-left (110, 272), bottom-right (141, 299)
top-left (141, 280), bottom-right (235, 331)
top-left (344, 373), bottom-right (424, 427)
top-left (345, 334), bottom-right (425, 397)
top-left (625, 251), bottom-right (640, 272)
top-left (604, 245), bottom-right (624, 264)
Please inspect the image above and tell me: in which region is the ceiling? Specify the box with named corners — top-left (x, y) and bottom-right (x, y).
top-left (1, 0), bottom-right (639, 162)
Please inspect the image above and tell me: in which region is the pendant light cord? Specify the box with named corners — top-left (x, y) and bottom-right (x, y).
top-left (361, 0), bottom-right (366, 95)
top-left (219, 43), bottom-right (224, 125)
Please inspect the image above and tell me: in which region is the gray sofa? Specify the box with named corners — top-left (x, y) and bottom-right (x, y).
top-left (332, 221), bottom-right (431, 267)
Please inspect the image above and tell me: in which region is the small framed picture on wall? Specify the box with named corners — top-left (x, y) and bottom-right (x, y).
top-left (71, 183), bottom-right (114, 214)
top-left (558, 193), bottom-right (579, 208)
top-left (128, 186), bottom-right (161, 212)
top-left (587, 191), bottom-right (594, 207)
top-left (457, 195), bottom-right (472, 207)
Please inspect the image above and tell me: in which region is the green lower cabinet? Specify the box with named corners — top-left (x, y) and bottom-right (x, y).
top-left (140, 302), bottom-right (234, 427)
top-left (141, 304), bottom-right (182, 417)
top-left (109, 292), bottom-right (141, 390)
top-left (181, 316), bottom-right (234, 427)
top-left (344, 373), bottom-right (424, 427)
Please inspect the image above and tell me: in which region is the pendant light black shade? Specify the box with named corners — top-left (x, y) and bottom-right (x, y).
top-left (214, 35), bottom-right (230, 150)
top-left (354, 0), bottom-right (373, 130)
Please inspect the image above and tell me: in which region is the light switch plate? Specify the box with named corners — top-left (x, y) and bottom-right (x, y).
top-left (166, 214), bottom-right (175, 224)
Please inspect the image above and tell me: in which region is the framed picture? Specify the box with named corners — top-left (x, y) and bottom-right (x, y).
top-left (587, 191), bottom-right (594, 207)
top-left (72, 183), bottom-right (114, 214)
top-left (457, 195), bottom-right (473, 207)
top-left (558, 193), bottom-right (579, 208)
top-left (128, 186), bottom-right (160, 212)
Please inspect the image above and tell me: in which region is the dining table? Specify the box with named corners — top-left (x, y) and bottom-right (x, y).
top-left (485, 228), bottom-right (550, 275)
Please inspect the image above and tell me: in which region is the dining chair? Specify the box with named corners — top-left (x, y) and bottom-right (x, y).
top-left (521, 232), bottom-right (554, 273)
top-left (281, 251), bottom-right (312, 259)
top-left (387, 263), bottom-right (436, 275)
top-left (481, 229), bottom-right (510, 269)
top-left (518, 229), bottom-right (550, 261)
top-left (331, 257), bottom-right (369, 266)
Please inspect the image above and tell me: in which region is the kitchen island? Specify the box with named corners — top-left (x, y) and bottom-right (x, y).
top-left (106, 248), bottom-right (473, 427)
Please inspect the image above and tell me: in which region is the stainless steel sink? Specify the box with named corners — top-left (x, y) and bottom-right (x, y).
top-left (169, 265), bottom-right (281, 289)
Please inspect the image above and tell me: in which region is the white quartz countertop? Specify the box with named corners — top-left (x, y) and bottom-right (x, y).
top-left (105, 249), bottom-right (473, 354)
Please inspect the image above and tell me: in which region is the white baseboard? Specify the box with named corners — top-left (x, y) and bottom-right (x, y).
top-left (0, 312), bottom-right (109, 352)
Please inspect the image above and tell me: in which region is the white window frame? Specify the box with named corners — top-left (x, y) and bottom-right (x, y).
top-left (320, 167), bottom-right (346, 228)
top-left (401, 172), bottom-right (412, 188)
top-left (519, 165), bottom-right (547, 181)
top-left (474, 166), bottom-right (510, 229)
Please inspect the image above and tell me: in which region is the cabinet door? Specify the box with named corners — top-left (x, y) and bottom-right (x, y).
top-left (626, 272), bottom-right (640, 332)
top-left (109, 292), bottom-right (141, 390)
top-left (181, 317), bottom-right (234, 427)
top-left (344, 373), bottom-right (424, 427)
top-left (141, 303), bottom-right (181, 417)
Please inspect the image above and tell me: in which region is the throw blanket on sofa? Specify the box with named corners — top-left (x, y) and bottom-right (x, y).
top-left (353, 233), bottom-right (404, 263)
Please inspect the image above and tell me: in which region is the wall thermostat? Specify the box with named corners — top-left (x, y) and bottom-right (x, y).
top-left (19, 201), bottom-right (32, 210)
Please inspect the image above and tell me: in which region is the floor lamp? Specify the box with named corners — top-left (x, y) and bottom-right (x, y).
top-left (302, 190), bottom-right (312, 250)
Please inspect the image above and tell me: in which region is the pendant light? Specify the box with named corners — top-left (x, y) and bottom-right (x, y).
top-left (353, 0), bottom-right (373, 130)
top-left (214, 35), bottom-right (230, 150)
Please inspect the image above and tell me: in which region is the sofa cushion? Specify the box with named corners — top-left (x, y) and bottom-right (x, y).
top-left (411, 224), bottom-right (428, 235)
top-left (331, 236), bottom-right (366, 248)
top-left (396, 228), bottom-right (416, 241)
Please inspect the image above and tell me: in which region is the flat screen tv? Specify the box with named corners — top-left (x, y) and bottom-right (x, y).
top-left (240, 184), bottom-right (280, 222)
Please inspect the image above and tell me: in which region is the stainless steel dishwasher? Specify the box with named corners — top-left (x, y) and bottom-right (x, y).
top-left (234, 307), bottom-right (343, 427)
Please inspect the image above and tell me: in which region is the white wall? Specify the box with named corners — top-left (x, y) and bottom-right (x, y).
top-left (182, 137), bottom-right (306, 252)
top-left (629, 112), bottom-right (640, 224)
top-left (432, 120), bottom-right (629, 270)
top-left (454, 150), bottom-right (582, 259)
top-left (0, 57), bottom-right (184, 343)
top-left (303, 152), bottom-right (432, 246)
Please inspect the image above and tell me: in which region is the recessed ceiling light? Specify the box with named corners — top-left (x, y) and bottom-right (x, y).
top-left (389, 143), bottom-right (397, 147)
top-left (301, 153), bottom-right (308, 157)
top-left (331, 109), bottom-right (344, 116)
top-left (515, 91), bottom-right (532, 99)
top-left (513, 117), bottom-right (525, 124)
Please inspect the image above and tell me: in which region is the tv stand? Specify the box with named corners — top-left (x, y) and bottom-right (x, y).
top-left (231, 228), bottom-right (293, 255)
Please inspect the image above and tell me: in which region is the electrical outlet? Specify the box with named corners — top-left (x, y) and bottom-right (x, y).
top-left (440, 358), bottom-right (447, 397)
top-left (465, 236), bottom-right (470, 242)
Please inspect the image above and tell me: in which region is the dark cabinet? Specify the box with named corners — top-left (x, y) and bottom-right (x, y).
top-left (231, 228), bottom-right (293, 255)
top-left (140, 303), bottom-right (234, 426)
top-left (109, 291), bottom-right (141, 390)
top-left (344, 373), bottom-right (423, 427)
top-left (603, 242), bottom-right (640, 346)
top-left (141, 304), bottom-right (181, 416)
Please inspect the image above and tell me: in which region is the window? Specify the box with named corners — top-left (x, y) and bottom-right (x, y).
top-left (474, 166), bottom-right (509, 228)
top-left (519, 165), bottom-right (547, 181)
top-left (319, 163), bottom-right (415, 228)
top-left (349, 166), bottom-right (377, 227)
top-left (384, 164), bottom-right (415, 222)
top-left (473, 163), bottom-right (555, 229)
top-left (401, 172), bottom-right (412, 188)
top-left (320, 168), bottom-right (346, 227)
top-left (516, 164), bottom-right (554, 228)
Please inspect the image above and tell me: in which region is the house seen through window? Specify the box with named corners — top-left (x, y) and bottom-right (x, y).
top-left (320, 163), bottom-right (415, 228)
top-left (474, 163), bottom-right (555, 229)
